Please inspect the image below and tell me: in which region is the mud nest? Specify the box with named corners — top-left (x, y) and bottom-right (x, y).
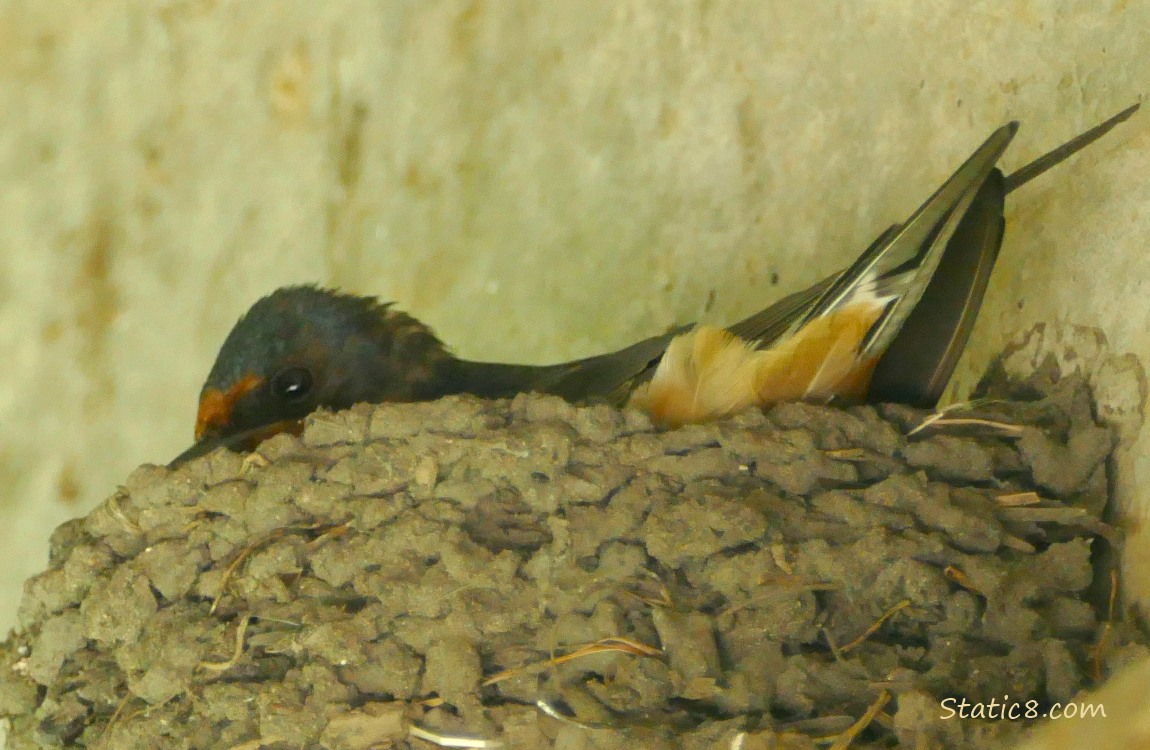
top-left (1, 373), bottom-right (1146, 749)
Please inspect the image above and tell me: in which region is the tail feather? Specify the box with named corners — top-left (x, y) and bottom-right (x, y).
top-left (867, 170), bottom-right (1006, 405)
top-left (867, 102), bottom-right (1140, 406)
top-left (802, 123), bottom-right (1018, 358)
top-left (1003, 102), bottom-right (1139, 193)
top-left (622, 106), bottom-right (1139, 427)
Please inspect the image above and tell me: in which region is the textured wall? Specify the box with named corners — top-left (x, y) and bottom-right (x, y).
top-left (0, 0), bottom-right (1147, 641)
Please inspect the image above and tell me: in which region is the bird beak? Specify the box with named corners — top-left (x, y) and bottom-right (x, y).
top-left (170, 418), bottom-right (305, 468)
top-left (194, 373), bottom-right (265, 441)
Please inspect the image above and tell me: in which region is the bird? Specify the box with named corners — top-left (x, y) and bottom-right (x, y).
top-left (171, 104), bottom-right (1139, 466)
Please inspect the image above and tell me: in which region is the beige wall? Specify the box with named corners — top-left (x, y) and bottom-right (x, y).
top-left (1, 0), bottom-right (1148, 638)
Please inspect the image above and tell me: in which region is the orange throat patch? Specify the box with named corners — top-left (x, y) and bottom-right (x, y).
top-left (194, 373), bottom-right (265, 441)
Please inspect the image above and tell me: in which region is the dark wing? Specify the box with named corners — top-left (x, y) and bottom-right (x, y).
top-left (447, 324), bottom-right (691, 406)
top-left (722, 226), bottom-right (899, 349)
top-left (824, 123), bottom-right (1017, 358)
top-left (868, 169), bottom-right (1006, 406)
top-left (536, 325), bottom-right (693, 404)
top-left (723, 271), bottom-right (839, 347)
top-left (726, 122), bottom-right (1017, 361)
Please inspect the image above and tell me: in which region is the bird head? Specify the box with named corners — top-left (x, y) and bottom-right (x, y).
top-left (191, 285), bottom-right (456, 445)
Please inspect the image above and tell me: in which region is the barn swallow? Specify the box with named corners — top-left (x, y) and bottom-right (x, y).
top-left (172, 104), bottom-right (1138, 466)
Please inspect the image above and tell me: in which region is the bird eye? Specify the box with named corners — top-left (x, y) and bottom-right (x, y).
top-left (271, 367), bottom-right (314, 402)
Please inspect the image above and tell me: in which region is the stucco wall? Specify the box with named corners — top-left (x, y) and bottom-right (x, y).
top-left (1, 0), bottom-right (1147, 642)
